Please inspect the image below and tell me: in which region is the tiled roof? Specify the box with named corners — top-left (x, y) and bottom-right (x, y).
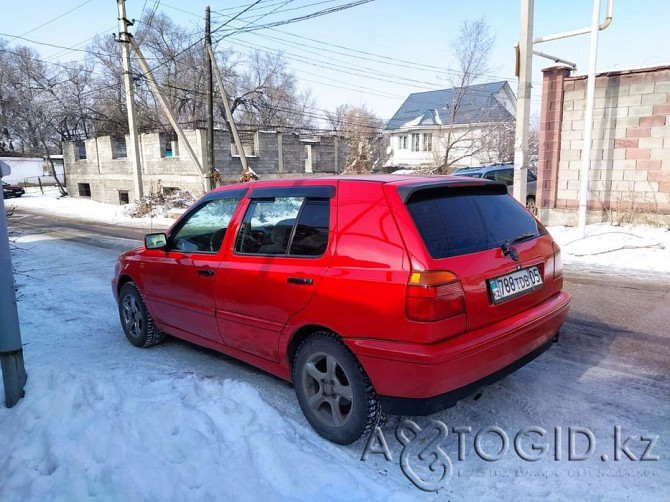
top-left (385, 81), bottom-right (515, 131)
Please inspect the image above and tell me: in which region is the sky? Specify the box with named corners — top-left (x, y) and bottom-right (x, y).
top-left (2, 0), bottom-right (670, 124)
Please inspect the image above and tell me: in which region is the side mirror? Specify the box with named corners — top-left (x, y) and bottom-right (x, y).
top-left (145, 232), bottom-right (167, 250)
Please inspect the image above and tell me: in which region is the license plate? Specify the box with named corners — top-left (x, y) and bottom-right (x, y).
top-left (488, 266), bottom-right (543, 304)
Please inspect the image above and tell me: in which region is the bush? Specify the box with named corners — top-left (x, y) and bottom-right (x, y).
top-left (125, 188), bottom-right (196, 218)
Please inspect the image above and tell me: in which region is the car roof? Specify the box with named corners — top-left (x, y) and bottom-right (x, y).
top-left (207, 175), bottom-right (506, 204)
top-left (209, 174), bottom-right (504, 194)
top-left (455, 164), bottom-right (514, 174)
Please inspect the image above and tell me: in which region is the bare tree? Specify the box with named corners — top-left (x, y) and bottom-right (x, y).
top-left (327, 105), bottom-right (385, 173)
top-left (480, 121), bottom-right (515, 164)
top-left (1, 10), bottom-right (323, 165)
top-left (231, 50), bottom-right (315, 131)
top-left (437, 18), bottom-right (497, 173)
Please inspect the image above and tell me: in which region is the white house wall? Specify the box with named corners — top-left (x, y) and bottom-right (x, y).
top-left (0, 157), bottom-right (64, 185)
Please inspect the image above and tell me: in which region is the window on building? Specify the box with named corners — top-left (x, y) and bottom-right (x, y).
top-left (78, 183), bottom-right (91, 197)
top-left (111, 137), bottom-right (127, 159)
top-left (161, 134), bottom-right (178, 158)
top-left (411, 133), bottom-right (420, 152)
top-left (398, 135), bottom-right (408, 150)
top-left (162, 186), bottom-right (179, 196)
top-left (422, 133), bottom-right (433, 152)
top-left (75, 141), bottom-right (87, 160)
top-left (118, 190), bottom-right (130, 205)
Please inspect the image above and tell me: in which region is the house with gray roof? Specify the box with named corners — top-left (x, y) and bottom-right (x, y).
top-left (384, 81), bottom-right (516, 172)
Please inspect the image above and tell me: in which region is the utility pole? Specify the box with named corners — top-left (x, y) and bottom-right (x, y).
top-left (117, 0), bottom-right (144, 200)
top-left (578, 0), bottom-right (602, 236)
top-left (513, 0), bottom-right (533, 208)
top-left (130, 38), bottom-right (210, 191)
top-left (0, 198), bottom-right (27, 407)
top-left (205, 6), bottom-right (215, 187)
top-left (207, 45), bottom-right (253, 179)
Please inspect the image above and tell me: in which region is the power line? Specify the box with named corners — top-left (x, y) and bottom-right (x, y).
top-left (8, 0), bottom-right (95, 40)
top-left (215, 0), bottom-right (375, 38)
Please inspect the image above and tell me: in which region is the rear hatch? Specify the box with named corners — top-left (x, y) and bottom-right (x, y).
top-left (391, 180), bottom-right (562, 332)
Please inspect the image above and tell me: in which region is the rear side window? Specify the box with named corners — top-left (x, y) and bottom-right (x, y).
top-left (234, 197), bottom-right (330, 257)
top-left (406, 188), bottom-right (546, 259)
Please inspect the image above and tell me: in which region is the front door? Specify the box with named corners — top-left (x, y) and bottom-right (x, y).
top-left (143, 192), bottom-right (245, 342)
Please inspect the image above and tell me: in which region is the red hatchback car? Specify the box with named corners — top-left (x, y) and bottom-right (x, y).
top-left (113, 175), bottom-right (570, 444)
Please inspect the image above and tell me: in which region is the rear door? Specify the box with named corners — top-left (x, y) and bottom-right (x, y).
top-left (216, 185), bottom-right (335, 361)
top-left (397, 183), bottom-right (561, 331)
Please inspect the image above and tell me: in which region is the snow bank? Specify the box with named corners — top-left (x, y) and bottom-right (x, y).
top-left (1, 371), bottom-right (409, 501)
top-left (0, 219), bottom-right (413, 501)
top-left (548, 223), bottom-right (670, 277)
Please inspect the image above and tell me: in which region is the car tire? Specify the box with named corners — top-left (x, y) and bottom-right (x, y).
top-left (118, 282), bottom-right (164, 348)
top-left (526, 196), bottom-right (538, 216)
top-left (293, 331), bottom-right (380, 444)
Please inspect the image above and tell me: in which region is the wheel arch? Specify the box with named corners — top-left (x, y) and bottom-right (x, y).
top-left (286, 324), bottom-right (343, 376)
top-left (117, 274), bottom-right (135, 294)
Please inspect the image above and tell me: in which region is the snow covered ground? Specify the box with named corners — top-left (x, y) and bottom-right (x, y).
top-left (1, 188), bottom-right (669, 500)
top-left (6, 187), bottom-right (176, 230)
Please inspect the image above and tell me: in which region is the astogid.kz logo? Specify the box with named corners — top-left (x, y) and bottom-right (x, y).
top-left (360, 421), bottom-right (660, 492)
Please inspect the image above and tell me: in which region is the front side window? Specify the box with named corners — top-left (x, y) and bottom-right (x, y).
top-left (235, 197), bottom-right (330, 257)
top-left (484, 169), bottom-right (514, 186)
top-left (398, 135), bottom-right (407, 149)
top-left (171, 196), bottom-right (242, 253)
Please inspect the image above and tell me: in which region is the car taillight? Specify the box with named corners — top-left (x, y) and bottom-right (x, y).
top-left (406, 270), bottom-right (465, 322)
top-left (553, 242), bottom-right (563, 279)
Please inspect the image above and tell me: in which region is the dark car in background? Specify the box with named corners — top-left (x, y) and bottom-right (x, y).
top-left (2, 181), bottom-right (25, 199)
top-left (453, 164), bottom-right (537, 214)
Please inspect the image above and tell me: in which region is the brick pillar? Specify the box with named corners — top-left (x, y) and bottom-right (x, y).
top-left (538, 66), bottom-right (571, 211)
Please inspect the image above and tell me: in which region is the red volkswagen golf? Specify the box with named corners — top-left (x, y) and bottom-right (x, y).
top-left (113, 175), bottom-right (570, 444)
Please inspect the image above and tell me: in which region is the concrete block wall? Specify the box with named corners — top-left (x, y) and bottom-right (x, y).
top-left (538, 65), bottom-right (670, 225)
top-left (64, 129), bottom-right (347, 204)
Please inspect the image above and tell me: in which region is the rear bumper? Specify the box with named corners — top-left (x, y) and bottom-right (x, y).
top-left (344, 290), bottom-right (570, 414)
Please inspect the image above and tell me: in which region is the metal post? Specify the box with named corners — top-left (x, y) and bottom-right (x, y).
top-left (205, 6), bottom-right (215, 187)
top-left (117, 0), bottom-right (144, 200)
top-left (513, 0), bottom-right (533, 207)
top-left (0, 197), bottom-right (27, 407)
top-left (578, 0), bottom-right (602, 236)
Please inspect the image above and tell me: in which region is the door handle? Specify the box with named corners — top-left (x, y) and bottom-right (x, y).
top-left (198, 269), bottom-right (215, 277)
top-left (287, 277), bottom-right (313, 285)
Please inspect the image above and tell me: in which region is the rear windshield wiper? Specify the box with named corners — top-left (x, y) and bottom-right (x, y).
top-left (501, 232), bottom-right (536, 259)
top-left (508, 232), bottom-right (536, 246)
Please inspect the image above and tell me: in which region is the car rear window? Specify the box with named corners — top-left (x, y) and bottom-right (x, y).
top-left (406, 187), bottom-right (546, 259)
